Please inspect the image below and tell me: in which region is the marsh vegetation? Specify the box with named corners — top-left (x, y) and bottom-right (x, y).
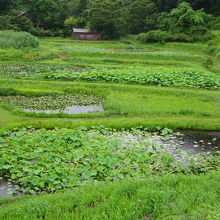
top-left (0, 27), bottom-right (220, 220)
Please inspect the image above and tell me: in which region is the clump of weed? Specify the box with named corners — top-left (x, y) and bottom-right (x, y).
top-left (0, 30), bottom-right (39, 49)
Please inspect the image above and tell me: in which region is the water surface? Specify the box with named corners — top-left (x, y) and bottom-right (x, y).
top-left (1, 130), bottom-right (219, 197)
top-left (23, 104), bottom-right (104, 114)
top-left (0, 179), bottom-right (18, 197)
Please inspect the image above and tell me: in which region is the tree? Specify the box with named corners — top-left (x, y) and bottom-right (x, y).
top-left (127, 0), bottom-right (157, 34)
top-left (168, 2), bottom-right (211, 35)
top-left (183, 0), bottom-right (220, 16)
top-left (87, 0), bottom-right (125, 39)
top-left (151, 0), bottom-right (178, 12)
top-left (66, 0), bottom-right (90, 17)
top-left (19, 0), bottom-right (67, 29)
top-left (0, 0), bottom-right (16, 13)
top-left (152, 0), bottom-right (220, 16)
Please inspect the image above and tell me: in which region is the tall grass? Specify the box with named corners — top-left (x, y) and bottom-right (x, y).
top-left (206, 31), bottom-right (220, 73)
top-left (0, 173), bottom-right (220, 219)
top-left (208, 34), bottom-right (220, 59)
top-left (0, 30), bottom-right (39, 49)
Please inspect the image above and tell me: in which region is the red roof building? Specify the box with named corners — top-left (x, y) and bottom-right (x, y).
top-left (73, 28), bottom-right (101, 40)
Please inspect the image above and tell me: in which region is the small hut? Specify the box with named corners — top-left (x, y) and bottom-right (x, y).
top-left (73, 28), bottom-right (101, 40)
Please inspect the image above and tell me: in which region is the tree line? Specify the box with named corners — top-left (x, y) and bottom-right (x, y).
top-left (0, 0), bottom-right (219, 39)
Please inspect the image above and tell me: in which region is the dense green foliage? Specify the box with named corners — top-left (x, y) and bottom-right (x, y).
top-left (138, 30), bottom-right (170, 43)
top-left (0, 30), bottom-right (39, 48)
top-left (153, 0), bottom-right (220, 16)
top-left (39, 68), bottom-right (220, 90)
top-left (126, 0), bottom-right (157, 34)
top-left (166, 2), bottom-right (210, 35)
top-left (87, 0), bottom-right (124, 39)
top-left (0, 0), bottom-right (219, 39)
top-left (0, 127), bottom-right (219, 193)
top-left (139, 2), bottom-right (213, 43)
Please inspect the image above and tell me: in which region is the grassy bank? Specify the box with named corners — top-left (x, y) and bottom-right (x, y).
top-left (0, 173), bottom-right (220, 220)
top-left (0, 79), bottom-right (219, 130)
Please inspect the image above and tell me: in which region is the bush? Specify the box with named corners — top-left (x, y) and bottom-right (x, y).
top-left (207, 36), bottom-right (220, 59)
top-left (0, 30), bottom-right (39, 49)
top-left (0, 16), bottom-right (15, 30)
top-left (34, 29), bottom-right (55, 37)
top-left (138, 31), bottom-right (213, 44)
top-left (170, 33), bottom-right (194, 42)
top-left (209, 16), bottom-right (220, 30)
top-left (33, 29), bottom-right (65, 37)
top-left (138, 30), bottom-right (170, 43)
top-left (137, 33), bottom-right (147, 42)
top-left (168, 2), bottom-right (210, 36)
top-left (193, 32), bottom-right (214, 42)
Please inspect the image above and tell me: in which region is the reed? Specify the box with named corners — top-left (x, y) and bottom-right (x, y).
top-left (0, 30), bottom-right (39, 49)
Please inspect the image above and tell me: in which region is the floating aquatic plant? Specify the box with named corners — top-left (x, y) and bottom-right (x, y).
top-left (0, 127), bottom-right (219, 194)
top-left (0, 94), bottom-right (103, 110)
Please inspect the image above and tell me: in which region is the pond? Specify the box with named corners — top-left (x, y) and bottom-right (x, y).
top-left (119, 130), bottom-right (220, 159)
top-left (0, 94), bottom-right (104, 114)
top-left (176, 130), bottom-right (220, 154)
top-left (0, 129), bottom-right (219, 197)
top-left (23, 104), bottom-right (104, 114)
top-left (0, 179), bottom-right (18, 197)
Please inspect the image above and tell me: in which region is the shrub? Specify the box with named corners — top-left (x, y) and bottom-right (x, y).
top-left (209, 16), bottom-right (220, 30)
top-left (138, 30), bottom-right (170, 43)
top-left (0, 30), bottom-right (39, 49)
top-left (147, 3), bottom-right (212, 43)
top-left (168, 2), bottom-right (210, 36)
top-left (193, 32), bottom-right (214, 42)
top-left (137, 33), bottom-right (147, 42)
top-left (0, 15), bottom-right (15, 30)
top-left (203, 58), bottom-right (214, 69)
top-left (36, 29), bottom-right (55, 37)
top-left (139, 31), bottom-right (213, 43)
top-left (170, 33), bottom-right (194, 42)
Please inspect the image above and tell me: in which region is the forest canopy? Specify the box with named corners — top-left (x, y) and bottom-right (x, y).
top-left (0, 0), bottom-right (219, 39)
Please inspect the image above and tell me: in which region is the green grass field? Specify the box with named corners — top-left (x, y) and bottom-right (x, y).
top-left (0, 79), bottom-right (220, 130)
top-left (0, 34), bottom-right (220, 219)
top-left (0, 173), bottom-right (220, 220)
